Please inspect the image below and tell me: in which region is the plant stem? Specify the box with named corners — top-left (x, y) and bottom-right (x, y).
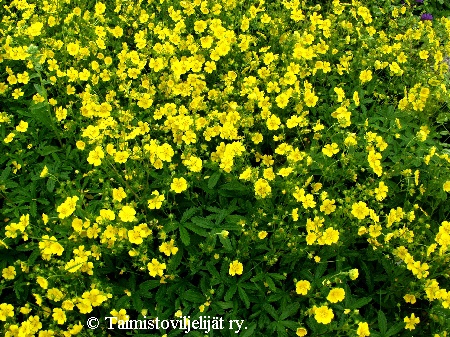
top-left (37, 71), bottom-right (63, 147)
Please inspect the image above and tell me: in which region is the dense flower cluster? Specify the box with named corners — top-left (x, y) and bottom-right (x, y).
top-left (1, 0), bottom-right (450, 336)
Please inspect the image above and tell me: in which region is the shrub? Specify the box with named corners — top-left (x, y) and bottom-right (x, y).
top-left (1, 0), bottom-right (450, 336)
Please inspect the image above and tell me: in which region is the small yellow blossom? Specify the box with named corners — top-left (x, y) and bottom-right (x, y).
top-left (229, 260), bottom-right (243, 276)
top-left (171, 177), bottom-right (188, 193)
top-left (296, 280), bottom-right (311, 295)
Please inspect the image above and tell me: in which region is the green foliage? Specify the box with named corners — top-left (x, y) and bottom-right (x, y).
top-left (1, 0), bottom-right (450, 336)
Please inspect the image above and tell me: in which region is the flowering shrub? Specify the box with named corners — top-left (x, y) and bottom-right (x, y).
top-left (1, 0), bottom-right (450, 336)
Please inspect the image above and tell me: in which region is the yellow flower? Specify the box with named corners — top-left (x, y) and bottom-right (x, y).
top-left (147, 259), bottom-right (166, 277)
top-left (443, 181), bottom-right (450, 192)
top-left (87, 146), bottom-right (104, 166)
top-left (374, 181), bottom-right (388, 201)
top-left (20, 305), bottom-right (31, 314)
top-left (353, 91), bottom-right (360, 106)
top-left (16, 120), bottom-right (28, 132)
top-left (404, 313), bottom-right (420, 330)
top-left (67, 42), bottom-right (79, 56)
top-left (114, 151), bottom-right (129, 164)
top-left (320, 199), bottom-right (336, 215)
top-left (12, 88), bottom-right (24, 99)
top-left (159, 239), bottom-right (178, 256)
top-left (320, 227), bottom-right (340, 245)
top-left (2, 266), bottom-right (16, 280)
top-left (57, 201), bottom-right (75, 219)
top-left (356, 322), bottom-right (370, 337)
top-left (327, 288), bottom-right (345, 303)
top-left (229, 260), bottom-right (243, 276)
top-left (349, 269), bottom-right (359, 280)
top-left (95, 2), bottom-right (106, 15)
top-left (128, 229), bottom-right (143, 245)
top-left (351, 201), bottom-right (370, 220)
top-left (254, 178), bottom-right (271, 198)
top-left (258, 231), bottom-right (268, 239)
top-left (118, 205), bottom-right (136, 222)
top-left (296, 327), bottom-right (307, 336)
top-left (322, 143), bottom-right (339, 157)
top-left (419, 50), bottom-right (429, 60)
top-left (109, 309), bottom-right (128, 324)
top-left (76, 298), bottom-right (93, 314)
top-left (403, 294), bottom-right (416, 304)
top-left (292, 208), bottom-right (299, 221)
top-left (112, 187), bottom-right (126, 202)
top-left (314, 305), bottom-right (334, 324)
top-left (40, 165), bottom-right (49, 178)
top-left (239, 167), bottom-right (252, 180)
top-left (148, 190), bottom-right (165, 209)
top-left (360, 70), bottom-right (372, 83)
top-left (0, 303), bottom-right (14, 321)
top-left (4, 133), bottom-right (15, 143)
top-left (52, 308), bottom-right (66, 324)
top-left (37, 276), bottom-right (49, 289)
top-left (266, 114), bottom-right (281, 130)
top-left (76, 140), bottom-right (85, 150)
top-left (296, 280), bottom-right (311, 295)
top-left (27, 22), bottom-right (43, 37)
top-left (277, 167), bottom-right (293, 177)
top-left (171, 177), bottom-right (188, 193)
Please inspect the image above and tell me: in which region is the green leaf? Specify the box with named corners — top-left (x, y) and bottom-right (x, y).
top-left (224, 284), bottom-right (237, 302)
top-left (30, 200), bottom-right (37, 217)
top-left (115, 295), bottom-right (131, 309)
top-left (14, 282), bottom-right (27, 300)
top-left (240, 323), bottom-right (256, 337)
top-left (30, 102), bottom-right (51, 126)
top-left (15, 243), bottom-right (36, 251)
top-left (378, 310), bottom-right (387, 336)
top-left (47, 179), bottom-right (55, 193)
top-left (360, 261), bottom-right (374, 292)
top-left (191, 216), bottom-right (215, 229)
top-left (132, 293), bottom-right (143, 312)
top-left (215, 301), bottom-right (234, 310)
top-left (263, 303), bottom-right (278, 320)
top-left (220, 181), bottom-right (247, 192)
top-left (38, 146), bottom-right (60, 156)
top-left (265, 276), bottom-right (277, 292)
top-left (277, 322), bottom-right (289, 337)
top-left (169, 249), bottom-right (183, 271)
top-left (34, 84), bottom-right (45, 95)
top-left (238, 286), bottom-right (250, 309)
top-left (28, 249), bottom-right (40, 265)
top-left (139, 280), bottom-right (161, 292)
top-left (280, 303), bottom-right (299, 320)
top-left (269, 273), bottom-right (286, 281)
top-left (215, 205), bottom-right (239, 226)
top-left (206, 262), bottom-right (221, 279)
top-left (350, 297), bottom-right (372, 309)
top-left (184, 222), bottom-right (208, 237)
top-left (386, 322), bottom-right (405, 337)
top-left (1, 167), bottom-right (11, 181)
top-left (180, 207), bottom-right (201, 223)
top-left (218, 235), bottom-right (232, 251)
top-left (314, 262), bottom-right (328, 281)
top-left (280, 320), bottom-right (300, 330)
top-left (179, 226), bottom-right (190, 246)
top-left (182, 289), bottom-right (204, 303)
top-left (208, 171), bottom-right (221, 189)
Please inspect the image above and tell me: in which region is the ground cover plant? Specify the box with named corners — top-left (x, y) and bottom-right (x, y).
top-left (1, 0), bottom-right (450, 336)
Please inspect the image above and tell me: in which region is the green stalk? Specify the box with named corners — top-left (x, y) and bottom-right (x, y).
top-left (37, 71), bottom-right (63, 147)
